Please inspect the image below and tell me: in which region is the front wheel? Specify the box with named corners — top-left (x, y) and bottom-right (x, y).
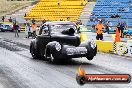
top-left (86, 56), bottom-right (94, 60)
top-left (30, 45), bottom-right (40, 59)
top-left (86, 44), bottom-right (97, 60)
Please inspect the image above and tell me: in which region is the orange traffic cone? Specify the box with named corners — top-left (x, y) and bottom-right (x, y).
top-left (114, 27), bottom-right (120, 42)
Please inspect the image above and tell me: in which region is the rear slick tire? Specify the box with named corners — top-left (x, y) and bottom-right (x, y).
top-left (50, 53), bottom-right (57, 63)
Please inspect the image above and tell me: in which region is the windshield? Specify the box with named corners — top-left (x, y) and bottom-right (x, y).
top-left (51, 24), bottom-right (77, 33)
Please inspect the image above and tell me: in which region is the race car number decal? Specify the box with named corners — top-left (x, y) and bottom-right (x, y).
top-left (66, 47), bottom-right (87, 55)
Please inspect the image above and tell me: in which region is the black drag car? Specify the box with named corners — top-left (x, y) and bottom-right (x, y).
top-left (30, 21), bottom-right (97, 63)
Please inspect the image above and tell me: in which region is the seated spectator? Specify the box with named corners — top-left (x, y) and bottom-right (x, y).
top-left (67, 17), bottom-right (70, 21)
top-left (116, 14), bottom-right (120, 18)
top-left (91, 12), bottom-right (95, 16)
top-left (111, 14), bottom-right (116, 18)
top-left (111, 15), bottom-right (114, 18)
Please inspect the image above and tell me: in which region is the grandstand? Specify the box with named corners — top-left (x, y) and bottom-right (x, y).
top-left (24, 0), bottom-right (87, 21)
top-left (87, 0), bottom-right (132, 27)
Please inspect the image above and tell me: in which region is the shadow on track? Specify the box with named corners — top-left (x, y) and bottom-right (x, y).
top-left (31, 57), bottom-right (93, 66)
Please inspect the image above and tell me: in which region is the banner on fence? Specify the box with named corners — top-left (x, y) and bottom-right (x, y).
top-left (115, 42), bottom-right (132, 57)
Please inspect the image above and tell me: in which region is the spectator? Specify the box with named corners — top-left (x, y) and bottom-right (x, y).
top-left (91, 13), bottom-right (95, 16)
top-left (95, 20), bottom-right (105, 40)
top-left (120, 22), bottom-right (126, 38)
top-left (13, 23), bottom-right (16, 32)
top-left (67, 17), bottom-right (70, 21)
top-left (111, 14), bottom-right (115, 18)
top-left (25, 19), bottom-right (30, 25)
top-left (42, 19), bottom-right (46, 24)
top-left (111, 14), bottom-right (120, 18)
top-left (58, 2), bottom-right (60, 7)
top-left (32, 18), bottom-right (36, 24)
top-left (25, 23), bottom-right (31, 38)
top-left (2, 16), bottom-right (5, 22)
top-left (13, 23), bottom-right (19, 37)
top-left (123, 22), bottom-right (127, 30)
top-left (92, 20), bottom-right (98, 29)
top-left (32, 23), bottom-right (37, 38)
top-left (106, 21), bottom-right (112, 34)
top-left (117, 22), bottom-right (125, 37)
top-left (129, 3), bottom-right (132, 7)
top-left (117, 22), bottom-right (121, 34)
top-left (79, 20), bottom-right (82, 25)
top-left (94, 20), bottom-right (98, 25)
top-left (90, 18), bottom-right (93, 21)
top-left (13, 18), bottom-right (16, 24)
top-left (8, 17), bottom-right (12, 22)
top-left (116, 14), bottom-right (120, 18)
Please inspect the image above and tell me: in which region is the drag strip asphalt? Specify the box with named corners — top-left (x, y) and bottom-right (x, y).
top-left (0, 36), bottom-right (132, 88)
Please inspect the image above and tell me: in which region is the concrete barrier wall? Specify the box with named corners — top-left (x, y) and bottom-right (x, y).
top-left (95, 40), bottom-right (113, 53)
